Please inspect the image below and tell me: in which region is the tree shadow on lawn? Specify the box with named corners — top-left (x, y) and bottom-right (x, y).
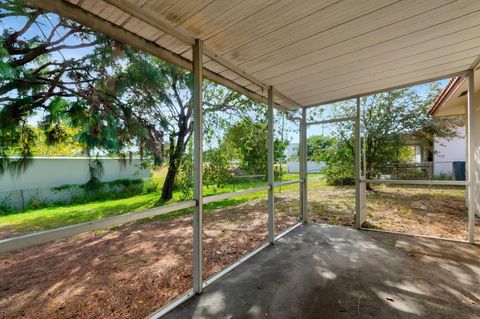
top-left (1, 189), bottom-right (476, 318)
top-left (0, 195), bottom-right (160, 239)
top-left (0, 214), bottom-right (195, 319)
top-left (274, 192), bottom-right (302, 235)
top-left (0, 197), bottom-right (298, 319)
top-left (307, 188), bottom-right (356, 226)
top-left (366, 187), bottom-right (471, 240)
top-left (305, 186), bottom-right (475, 241)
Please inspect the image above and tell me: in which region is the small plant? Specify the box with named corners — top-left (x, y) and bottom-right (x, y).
top-left (0, 193), bottom-right (17, 215)
top-left (52, 184), bottom-right (77, 192)
top-left (432, 173), bottom-right (452, 181)
top-left (274, 165), bottom-right (286, 178)
top-left (27, 196), bottom-right (48, 210)
top-left (204, 147), bottom-right (232, 190)
top-left (82, 158), bottom-right (104, 193)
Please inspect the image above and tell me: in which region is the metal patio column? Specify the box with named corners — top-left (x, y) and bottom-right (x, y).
top-left (467, 69), bottom-right (478, 243)
top-left (267, 86), bottom-right (275, 243)
top-left (193, 39), bottom-right (204, 292)
top-left (300, 107), bottom-right (308, 222)
top-left (355, 97), bottom-right (362, 229)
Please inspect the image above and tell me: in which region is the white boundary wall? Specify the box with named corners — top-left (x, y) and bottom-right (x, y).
top-left (287, 161), bottom-right (325, 174)
top-left (0, 157), bottom-right (150, 209)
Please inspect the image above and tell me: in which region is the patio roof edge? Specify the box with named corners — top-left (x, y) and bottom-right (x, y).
top-left (303, 70), bottom-right (469, 109)
top-left (102, 0), bottom-right (303, 109)
top-left (27, 0), bottom-right (292, 112)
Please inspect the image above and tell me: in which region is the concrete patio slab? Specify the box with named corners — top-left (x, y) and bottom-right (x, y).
top-left (164, 223), bottom-right (480, 319)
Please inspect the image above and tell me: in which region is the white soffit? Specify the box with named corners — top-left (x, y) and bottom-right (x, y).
top-left (32, 0), bottom-right (480, 109)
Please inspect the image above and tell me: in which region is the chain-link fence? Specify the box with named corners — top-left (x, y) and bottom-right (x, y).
top-left (369, 161), bottom-right (465, 181)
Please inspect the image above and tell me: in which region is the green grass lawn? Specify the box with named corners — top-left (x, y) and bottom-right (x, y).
top-left (0, 173), bottom-right (468, 241)
top-left (0, 173), bottom-right (311, 237)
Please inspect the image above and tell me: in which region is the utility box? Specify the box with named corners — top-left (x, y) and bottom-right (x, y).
top-left (452, 161), bottom-right (466, 181)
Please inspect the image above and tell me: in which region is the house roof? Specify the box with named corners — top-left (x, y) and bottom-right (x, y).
top-left (428, 76), bottom-right (467, 117)
top-left (31, 0), bottom-right (480, 110)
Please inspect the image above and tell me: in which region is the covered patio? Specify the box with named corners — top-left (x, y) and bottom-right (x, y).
top-left (165, 223), bottom-right (480, 319)
top-left (2, 0), bottom-right (480, 318)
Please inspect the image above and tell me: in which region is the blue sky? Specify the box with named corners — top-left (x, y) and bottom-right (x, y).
top-left (2, 13), bottom-right (94, 59)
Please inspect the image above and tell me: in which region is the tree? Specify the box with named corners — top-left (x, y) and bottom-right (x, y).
top-left (203, 144), bottom-right (233, 189)
top-left (0, 1), bottom-right (150, 173)
top-left (223, 117), bottom-right (288, 176)
top-left (319, 85), bottom-right (458, 188)
top-left (29, 123), bottom-right (84, 156)
top-left (306, 135), bottom-right (335, 162)
top-left (110, 50), bottom-right (259, 200)
top-left (322, 138), bottom-right (356, 185)
top-left (0, 1), bottom-right (263, 201)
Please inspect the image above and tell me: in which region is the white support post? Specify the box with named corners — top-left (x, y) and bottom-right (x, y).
top-left (300, 107), bottom-right (308, 223)
top-left (355, 97), bottom-right (362, 229)
top-left (192, 39), bottom-right (203, 293)
top-left (465, 103), bottom-right (469, 209)
top-left (267, 86), bottom-right (275, 243)
top-left (362, 101), bottom-right (367, 178)
top-left (467, 69), bottom-right (478, 243)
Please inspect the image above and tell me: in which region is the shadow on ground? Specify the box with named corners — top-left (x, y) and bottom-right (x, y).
top-left (165, 223), bottom-right (480, 319)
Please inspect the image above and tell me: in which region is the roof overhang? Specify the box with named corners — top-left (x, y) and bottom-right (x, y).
top-left (428, 76), bottom-right (467, 117)
top-left (428, 64), bottom-right (480, 117)
top-left (29, 0), bottom-right (480, 111)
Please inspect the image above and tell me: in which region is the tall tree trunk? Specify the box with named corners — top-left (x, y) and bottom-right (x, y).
top-left (161, 120), bottom-right (189, 201)
top-left (161, 161), bottom-right (178, 201)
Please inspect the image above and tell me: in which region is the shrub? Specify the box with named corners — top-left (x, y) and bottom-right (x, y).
top-left (176, 154), bottom-right (194, 200)
top-left (204, 147), bottom-right (232, 190)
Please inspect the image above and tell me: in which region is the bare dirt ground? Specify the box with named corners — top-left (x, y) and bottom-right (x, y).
top-left (0, 197), bottom-right (299, 319)
top-left (1, 186), bottom-right (477, 319)
top-left (306, 186), bottom-right (480, 242)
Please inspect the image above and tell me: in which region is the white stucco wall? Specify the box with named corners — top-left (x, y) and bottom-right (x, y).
top-left (433, 126), bottom-right (466, 176)
top-left (0, 157), bottom-right (150, 209)
top-left (287, 161), bottom-right (325, 174)
top-left (0, 157), bottom-right (149, 192)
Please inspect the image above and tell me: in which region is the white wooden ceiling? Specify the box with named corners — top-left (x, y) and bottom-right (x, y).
top-left (35, 0), bottom-right (480, 109)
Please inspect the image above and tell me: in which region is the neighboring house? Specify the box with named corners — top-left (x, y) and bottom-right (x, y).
top-left (406, 126), bottom-right (466, 178)
top-left (433, 126), bottom-right (466, 176)
top-left (427, 73), bottom-right (480, 217)
top-left (428, 76), bottom-right (470, 117)
top-left (428, 76), bottom-right (470, 178)
top-left (414, 144), bottom-right (430, 163)
top-left (402, 135), bottom-right (432, 163)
